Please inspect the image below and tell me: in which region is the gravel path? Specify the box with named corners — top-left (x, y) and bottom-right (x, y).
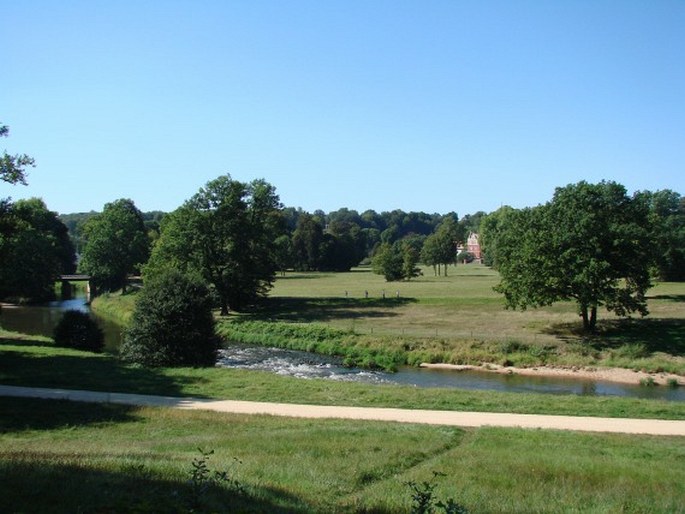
top-left (2, 385), bottom-right (684, 436)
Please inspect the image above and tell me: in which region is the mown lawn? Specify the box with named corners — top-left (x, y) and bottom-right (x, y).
top-left (1, 396), bottom-right (683, 513)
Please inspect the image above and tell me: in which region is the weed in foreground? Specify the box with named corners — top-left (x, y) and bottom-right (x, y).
top-left (405, 471), bottom-right (468, 514)
top-left (187, 448), bottom-right (242, 512)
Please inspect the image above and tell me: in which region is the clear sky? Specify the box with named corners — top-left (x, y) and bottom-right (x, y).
top-left (3, 1), bottom-right (684, 216)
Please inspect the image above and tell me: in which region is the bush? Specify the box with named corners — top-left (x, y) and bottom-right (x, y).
top-left (120, 270), bottom-right (218, 367)
top-left (53, 310), bottom-right (105, 352)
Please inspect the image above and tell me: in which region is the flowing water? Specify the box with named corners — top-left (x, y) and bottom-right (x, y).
top-left (2, 296), bottom-right (683, 401)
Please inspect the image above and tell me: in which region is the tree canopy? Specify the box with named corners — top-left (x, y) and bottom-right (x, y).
top-left (493, 181), bottom-right (652, 332)
top-left (79, 199), bottom-right (150, 292)
top-left (145, 175), bottom-right (284, 314)
top-left (0, 198), bottom-right (75, 302)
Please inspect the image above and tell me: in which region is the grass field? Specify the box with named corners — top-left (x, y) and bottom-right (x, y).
top-left (2, 266), bottom-right (685, 512)
top-left (218, 264), bottom-right (685, 374)
top-left (1, 396), bottom-right (684, 513)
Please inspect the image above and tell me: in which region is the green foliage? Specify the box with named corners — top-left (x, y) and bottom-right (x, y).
top-left (406, 472), bottom-right (468, 514)
top-left (493, 181), bottom-right (652, 332)
top-left (637, 189), bottom-right (685, 281)
top-left (0, 198), bottom-right (76, 302)
top-left (1, 123), bottom-right (35, 185)
top-left (145, 175), bottom-right (284, 314)
top-left (187, 448), bottom-right (242, 512)
top-left (79, 199), bottom-right (150, 292)
top-left (53, 310), bottom-right (105, 352)
top-left (373, 239), bottom-right (422, 281)
top-left (120, 270), bottom-right (218, 367)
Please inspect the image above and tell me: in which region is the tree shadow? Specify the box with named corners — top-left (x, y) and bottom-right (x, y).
top-left (647, 294), bottom-right (685, 303)
top-left (248, 296), bottom-right (417, 323)
top-left (0, 396), bottom-right (140, 433)
top-left (0, 340), bottom-right (211, 399)
top-left (542, 318), bottom-right (685, 355)
top-left (0, 459), bottom-right (309, 513)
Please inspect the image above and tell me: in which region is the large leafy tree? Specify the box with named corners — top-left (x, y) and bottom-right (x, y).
top-left (494, 181), bottom-right (651, 332)
top-left (0, 198), bottom-right (76, 301)
top-left (145, 175), bottom-right (284, 314)
top-left (79, 199), bottom-right (150, 292)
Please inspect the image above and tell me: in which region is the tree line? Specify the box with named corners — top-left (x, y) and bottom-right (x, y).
top-left (2, 122), bottom-right (684, 336)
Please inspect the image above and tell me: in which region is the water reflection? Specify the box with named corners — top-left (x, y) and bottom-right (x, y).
top-left (0, 295), bottom-right (122, 352)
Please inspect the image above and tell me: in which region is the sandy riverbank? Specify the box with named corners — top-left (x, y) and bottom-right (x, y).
top-left (420, 363), bottom-right (685, 386)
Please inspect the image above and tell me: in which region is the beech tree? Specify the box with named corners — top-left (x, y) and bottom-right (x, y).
top-left (494, 181), bottom-right (651, 332)
top-left (79, 199), bottom-right (150, 292)
top-left (145, 175), bottom-right (284, 314)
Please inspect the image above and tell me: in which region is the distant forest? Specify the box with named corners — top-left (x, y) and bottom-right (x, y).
top-left (59, 207), bottom-right (485, 270)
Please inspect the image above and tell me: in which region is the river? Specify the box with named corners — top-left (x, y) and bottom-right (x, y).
top-left (1, 295), bottom-right (683, 402)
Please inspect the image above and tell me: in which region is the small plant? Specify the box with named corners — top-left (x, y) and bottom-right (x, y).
top-left (187, 448), bottom-right (242, 512)
top-left (666, 378), bottom-right (679, 388)
top-left (639, 376), bottom-right (656, 387)
top-left (53, 309), bottom-right (104, 352)
top-left (405, 471), bottom-right (468, 514)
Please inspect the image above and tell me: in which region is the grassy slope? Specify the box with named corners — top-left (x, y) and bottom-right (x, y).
top-left (1, 396), bottom-right (683, 513)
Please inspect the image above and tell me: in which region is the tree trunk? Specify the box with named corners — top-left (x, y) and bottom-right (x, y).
top-left (589, 305), bottom-right (597, 331)
top-left (580, 304), bottom-right (590, 332)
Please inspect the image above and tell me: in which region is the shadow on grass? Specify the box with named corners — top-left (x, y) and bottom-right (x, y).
top-left (0, 396), bottom-right (140, 433)
top-left (0, 340), bottom-right (211, 398)
top-left (0, 459), bottom-right (308, 513)
top-left (647, 294), bottom-right (685, 303)
top-left (248, 296), bottom-right (417, 323)
top-left (543, 318), bottom-right (685, 355)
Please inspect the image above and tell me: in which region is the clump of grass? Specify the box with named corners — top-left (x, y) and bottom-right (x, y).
top-left (613, 343), bottom-right (650, 360)
top-left (639, 376), bottom-right (656, 387)
top-left (667, 378), bottom-right (679, 389)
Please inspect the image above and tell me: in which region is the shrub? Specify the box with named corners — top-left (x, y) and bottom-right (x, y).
top-left (53, 310), bottom-right (104, 352)
top-left (120, 270), bottom-right (218, 367)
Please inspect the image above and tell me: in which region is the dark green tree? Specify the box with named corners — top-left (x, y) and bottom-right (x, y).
top-left (0, 198), bottom-right (76, 302)
top-left (372, 239), bottom-right (422, 282)
top-left (291, 213), bottom-right (325, 271)
top-left (1, 123), bottom-right (35, 185)
top-left (494, 181), bottom-right (652, 332)
top-left (479, 205), bottom-right (516, 268)
top-left (145, 175), bottom-right (284, 314)
top-left (636, 189), bottom-right (685, 281)
top-left (79, 199), bottom-right (150, 292)
top-left (120, 270), bottom-right (217, 367)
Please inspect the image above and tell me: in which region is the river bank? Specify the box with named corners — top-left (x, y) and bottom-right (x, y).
top-left (421, 362), bottom-right (685, 387)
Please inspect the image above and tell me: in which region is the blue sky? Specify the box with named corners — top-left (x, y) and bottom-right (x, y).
top-left (3, 1), bottom-right (684, 216)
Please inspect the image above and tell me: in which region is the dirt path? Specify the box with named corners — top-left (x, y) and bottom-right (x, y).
top-left (2, 385), bottom-right (684, 436)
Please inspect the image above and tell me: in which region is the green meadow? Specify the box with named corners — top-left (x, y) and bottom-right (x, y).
top-left (220, 264), bottom-right (685, 374)
top-left (2, 264), bottom-right (685, 512)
